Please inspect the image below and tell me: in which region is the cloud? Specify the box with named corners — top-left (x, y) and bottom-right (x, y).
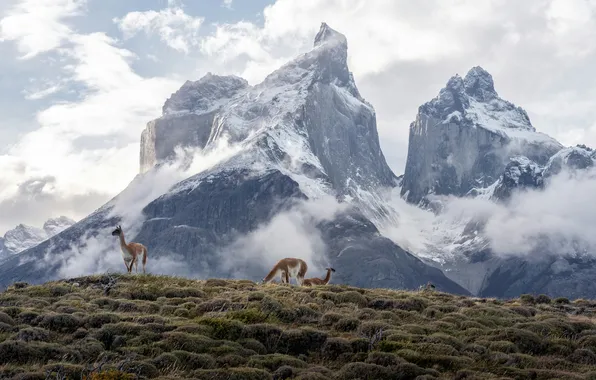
top-left (114, 1), bottom-right (204, 53)
top-left (39, 137), bottom-right (244, 279)
top-left (380, 166), bottom-right (596, 262)
top-left (195, 0), bottom-right (596, 173)
top-left (0, 0), bottom-right (86, 59)
top-left (218, 194), bottom-right (348, 282)
top-left (0, 1), bottom-right (185, 235)
top-left (222, 0), bottom-right (233, 10)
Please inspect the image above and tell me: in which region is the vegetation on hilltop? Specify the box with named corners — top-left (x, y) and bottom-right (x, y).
top-left (0, 274), bottom-right (596, 379)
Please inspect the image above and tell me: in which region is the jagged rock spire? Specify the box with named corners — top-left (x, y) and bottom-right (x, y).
top-left (314, 22), bottom-right (347, 48)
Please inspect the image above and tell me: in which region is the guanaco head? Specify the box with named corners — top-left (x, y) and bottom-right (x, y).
top-left (325, 267), bottom-right (336, 272)
top-left (111, 225), bottom-right (122, 236)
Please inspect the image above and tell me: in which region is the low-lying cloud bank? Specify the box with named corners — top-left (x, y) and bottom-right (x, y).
top-left (33, 138), bottom-right (346, 282)
top-left (381, 166), bottom-right (596, 262)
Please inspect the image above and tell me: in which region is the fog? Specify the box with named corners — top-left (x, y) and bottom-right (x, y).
top-left (380, 166), bottom-right (596, 262)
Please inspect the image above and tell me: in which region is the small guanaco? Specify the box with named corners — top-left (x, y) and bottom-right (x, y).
top-left (262, 257), bottom-right (308, 286)
top-left (111, 225), bottom-right (148, 274)
top-left (302, 267), bottom-right (335, 286)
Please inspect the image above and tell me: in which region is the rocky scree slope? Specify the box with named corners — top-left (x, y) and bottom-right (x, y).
top-left (0, 23), bottom-right (466, 295)
top-left (1, 275), bottom-right (596, 380)
top-left (0, 216), bottom-right (75, 260)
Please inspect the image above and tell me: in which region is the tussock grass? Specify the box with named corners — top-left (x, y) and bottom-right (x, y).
top-left (0, 273), bottom-right (595, 379)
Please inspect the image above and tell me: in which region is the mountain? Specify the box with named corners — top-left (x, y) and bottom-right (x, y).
top-left (400, 66), bottom-right (563, 206)
top-left (0, 23), bottom-right (467, 295)
top-left (0, 216), bottom-right (76, 259)
top-left (395, 67), bottom-right (596, 299)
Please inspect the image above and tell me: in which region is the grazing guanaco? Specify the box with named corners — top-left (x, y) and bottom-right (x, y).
top-left (262, 257), bottom-right (308, 286)
top-left (111, 225), bottom-right (147, 274)
top-left (302, 267), bottom-right (335, 286)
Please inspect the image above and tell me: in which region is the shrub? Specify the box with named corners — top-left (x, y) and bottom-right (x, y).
top-left (334, 362), bottom-right (393, 380)
top-left (321, 337), bottom-right (353, 360)
top-left (196, 317), bottom-right (244, 341)
top-left (163, 287), bottom-right (205, 299)
top-left (492, 328), bottom-right (545, 354)
top-left (241, 324), bottom-right (283, 352)
top-left (0, 341), bottom-right (40, 364)
top-left (192, 368), bottom-right (272, 380)
top-left (519, 294), bottom-right (535, 305)
top-left (535, 294), bottom-right (551, 304)
top-left (41, 364), bottom-right (84, 379)
top-left (277, 328), bottom-right (327, 355)
top-left (216, 354), bottom-right (247, 368)
top-left (37, 313), bottom-right (81, 333)
top-left (365, 351), bottom-right (405, 367)
top-left (117, 360), bottom-right (159, 378)
top-left (0, 311), bottom-right (15, 325)
top-left (320, 312), bottom-right (343, 326)
top-left (554, 297), bottom-right (570, 304)
top-left (333, 317), bottom-right (360, 332)
top-left (171, 351), bottom-right (216, 370)
top-left (247, 354), bottom-right (308, 372)
top-left (16, 327), bottom-right (51, 342)
top-left (337, 291), bottom-right (368, 307)
top-left (238, 338), bottom-right (267, 355)
top-left (82, 370), bottom-right (135, 380)
top-left (567, 348), bottom-right (596, 365)
top-left (228, 308), bottom-right (269, 324)
top-left (86, 313), bottom-right (121, 328)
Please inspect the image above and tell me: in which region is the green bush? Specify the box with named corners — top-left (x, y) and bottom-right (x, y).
top-left (333, 317), bottom-right (360, 332)
top-left (37, 313), bottom-right (82, 333)
top-left (277, 328), bottom-right (327, 355)
top-left (247, 354), bottom-right (308, 371)
top-left (192, 368), bottom-right (272, 380)
top-left (321, 337), bottom-right (353, 360)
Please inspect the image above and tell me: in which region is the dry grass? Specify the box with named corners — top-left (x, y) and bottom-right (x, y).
top-left (0, 274), bottom-right (596, 379)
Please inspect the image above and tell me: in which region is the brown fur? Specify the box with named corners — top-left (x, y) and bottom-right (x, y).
top-left (111, 225), bottom-right (148, 274)
top-left (262, 257), bottom-right (308, 286)
top-left (302, 267), bottom-right (335, 286)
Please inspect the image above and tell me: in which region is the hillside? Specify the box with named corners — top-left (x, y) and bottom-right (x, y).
top-left (1, 276), bottom-right (596, 379)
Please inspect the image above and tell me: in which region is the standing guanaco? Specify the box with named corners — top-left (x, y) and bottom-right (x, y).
top-left (302, 267), bottom-right (335, 286)
top-left (111, 225), bottom-right (148, 274)
top-left (262, 257), bottom-right (308, 286)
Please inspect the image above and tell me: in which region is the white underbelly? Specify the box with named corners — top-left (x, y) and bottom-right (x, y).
top-left (121, 247), bottom-right (134, 260)
top-left (288, 266), bottom-right (300, 278)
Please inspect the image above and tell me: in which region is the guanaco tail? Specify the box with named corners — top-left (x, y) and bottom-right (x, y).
top-left (111, 225), bottom-right (147, 274)
top-left (302, 267), bottom-right (335, 286)
top-left (262, 257), bottom-right (308, 286)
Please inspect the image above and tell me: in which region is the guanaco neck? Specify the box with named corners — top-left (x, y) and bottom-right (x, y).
top-left (118, 232), bottom-right (127, 249)
top-left (323, 269), bottom-right (332, 284)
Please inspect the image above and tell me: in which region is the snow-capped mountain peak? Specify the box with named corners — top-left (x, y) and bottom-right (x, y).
top-left (0, 216), bottom-right (76, 259)
top-left (142, 22), bottom-right (396, 217)
top-left (314, 22), bottom-right (347, 48)
top-left (463, 66), bottom-right (497, 102)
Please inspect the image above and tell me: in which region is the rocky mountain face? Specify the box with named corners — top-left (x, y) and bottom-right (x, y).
top-left (0, 23), bottom-right (467, 295)
top-left (400, 67), bottom-right (563, 205)
top-left (0, 216), bottom-right (75, 259)
top-left (397, 67), bottom-right (596, 298)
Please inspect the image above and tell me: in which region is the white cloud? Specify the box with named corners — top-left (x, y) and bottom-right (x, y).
top-left (222, 0), bottom-right (233, 10)
top-left (114, 1), bottom-right (203, 53)
top-left (0, 0), bottom-right (185, 234)
top-left (0, 0), bottom-right (86, 59)
top-left (380, 167), bottom-right (596, 262)
top-left (218, 195), bottom-right (348, 282)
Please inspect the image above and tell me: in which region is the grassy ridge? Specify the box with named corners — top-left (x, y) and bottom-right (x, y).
top-left (0, 274), bottom-right (596, 379)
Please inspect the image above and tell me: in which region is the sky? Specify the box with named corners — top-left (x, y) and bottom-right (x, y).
top-left (1, 0), bottom-right (596, 235)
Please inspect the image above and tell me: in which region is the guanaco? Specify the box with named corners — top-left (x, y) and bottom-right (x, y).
top-left (302, 267), bottom-right (335, 286)
top-left (111, 225), bottom-right (148, 274)
top-left (262, 257), bottom-right (308, 286)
